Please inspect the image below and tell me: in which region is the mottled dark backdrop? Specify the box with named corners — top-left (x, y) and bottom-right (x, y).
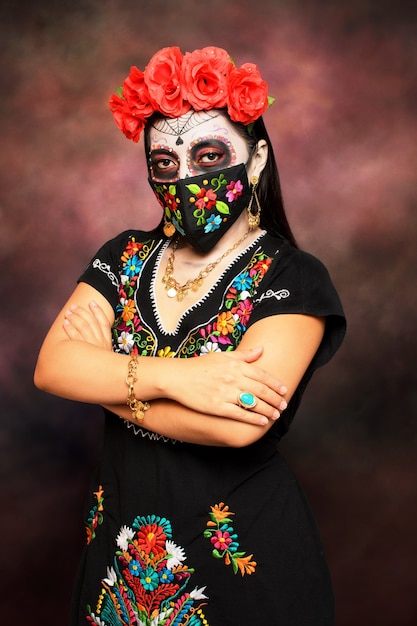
top-left (1, 0), bottom-right (416, 623)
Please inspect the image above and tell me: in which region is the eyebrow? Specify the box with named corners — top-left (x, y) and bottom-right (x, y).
top-left (149, 147), bottom-right (179, 159)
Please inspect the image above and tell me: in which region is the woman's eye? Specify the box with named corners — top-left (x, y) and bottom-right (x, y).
top-left (190, 140), bottom-right (233, 173)
top-left (199, 151), bottom-right (222, 163)
top-left (156, 158), bottom-right (176, 170)
top-left (150, 152), bottom-right (179, 181)
top-left (195, 149), bottom-right (225, 168)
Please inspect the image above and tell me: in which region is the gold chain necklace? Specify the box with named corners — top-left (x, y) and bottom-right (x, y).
top-left (162, 230), bottom-right (250, 302)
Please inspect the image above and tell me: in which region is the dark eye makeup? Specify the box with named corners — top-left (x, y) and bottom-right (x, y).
top-left (149, 149), bottom-right (180, 182)
top-left (189, 139), bottom-right (233, 174)
top-left (149, 138), bottom-right (235, 182)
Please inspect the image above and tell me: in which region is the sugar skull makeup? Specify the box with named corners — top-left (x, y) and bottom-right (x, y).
top-left (147, 111), bottom-right (254, 252)
top-left (148, 110), bottom-right (250, 182)
top-left (149, 136), bottom-right (237, 182)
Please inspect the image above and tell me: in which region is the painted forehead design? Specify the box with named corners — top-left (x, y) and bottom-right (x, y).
top-left (151, 110), bottom-right (220, 145)
top-left (149, 112), bottom-right (243, 159)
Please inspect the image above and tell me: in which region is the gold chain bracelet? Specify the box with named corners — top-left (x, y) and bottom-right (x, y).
top-left (125, 355), bottom-right (150, 422)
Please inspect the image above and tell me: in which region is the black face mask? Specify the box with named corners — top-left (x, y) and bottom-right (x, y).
top-left (149, 163), bottom-right (252, 253)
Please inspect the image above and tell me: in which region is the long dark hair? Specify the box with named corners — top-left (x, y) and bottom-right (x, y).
top-left (144, 111), bottom-right (297, 248)
top-left (236, 116), bottom-right (297, 247)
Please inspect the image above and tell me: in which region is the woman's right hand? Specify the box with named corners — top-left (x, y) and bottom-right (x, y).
top-left (165, 346), bottom-right (287, 425)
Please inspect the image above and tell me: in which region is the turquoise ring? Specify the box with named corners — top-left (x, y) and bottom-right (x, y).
top-left (238, 392), bottom-right (258, 410)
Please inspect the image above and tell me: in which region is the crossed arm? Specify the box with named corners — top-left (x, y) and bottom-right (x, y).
top-left (34, 282), bottom-right (325, 447)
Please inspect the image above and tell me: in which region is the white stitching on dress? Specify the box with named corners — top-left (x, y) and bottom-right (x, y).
top-left (92, 259), bottom-right (119, 287)
top-left (150, 231), bottom-right (268, 337)
top-left (254, 288), bottom-right (290, 304)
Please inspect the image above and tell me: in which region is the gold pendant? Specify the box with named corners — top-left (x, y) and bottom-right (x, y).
top-left (163, 222), bottom-right (176, 237)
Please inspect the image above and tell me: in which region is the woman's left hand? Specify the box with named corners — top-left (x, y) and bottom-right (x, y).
top-left (63, 301), bottom-right (112, 351)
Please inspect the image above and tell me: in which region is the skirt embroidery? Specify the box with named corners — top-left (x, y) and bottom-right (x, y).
top-left (86, 485), bottom-right (105, 546)
top-left (204, 502), bottom-right (257, 576)
top-left (86, 514), bottom-right (209, 625)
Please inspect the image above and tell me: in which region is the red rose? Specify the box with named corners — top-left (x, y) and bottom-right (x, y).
top-left (227, 63), bottom-right (269, 124)
top-left (109, 93), bottom-right (146, 143)
top-left (144, 46), bottom-right (190, 117)
top-left (123, 66), bottom-right (154, 118)
top-left (182, 46), bottom-right (233, 110)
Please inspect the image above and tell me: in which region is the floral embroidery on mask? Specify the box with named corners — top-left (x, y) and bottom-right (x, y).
top-left (86, 485), bottom-right (104, 545)
top-left (152, 171), bottom-right (243, 235)
top-left (155, 184), bottom-right (184, 232)
top-left (186, 173), bottom-right (230, 226)
top-left (149, 163), bottom-right (252, 253)
top-left (203, 502), bottom-right (257, 576)
top-left (86, 515), bottom-right (209, 625)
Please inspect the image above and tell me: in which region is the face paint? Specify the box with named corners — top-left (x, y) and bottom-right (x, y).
top-left (149, 135), bottom-right (238, 182)
top-left (147, 111), bottom-right (253, 251)
top-left (149, 162), bottom-right (252, 253)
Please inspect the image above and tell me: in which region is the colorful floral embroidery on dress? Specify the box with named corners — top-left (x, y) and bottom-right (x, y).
top-left (86, 485), bottom-right (104, 545)
top-left (178, 249), bottom-right (273, 357)
top-left (157, 346), bottom-right (176, 358)
top-left (203, 502), bottom-right (257, 576)
top-left (113, 238), bottom-right (157, 356)
top-left (87, 515), bottom-right (209, 625)
top-left (111, 234), bottom-right (274, 363)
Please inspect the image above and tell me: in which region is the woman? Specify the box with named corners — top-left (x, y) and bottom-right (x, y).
top-left (35, 46), bottom-right (346, 625)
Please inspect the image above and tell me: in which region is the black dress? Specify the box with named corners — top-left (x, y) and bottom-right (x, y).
top-left (71, 229), bottom-right (346, 626)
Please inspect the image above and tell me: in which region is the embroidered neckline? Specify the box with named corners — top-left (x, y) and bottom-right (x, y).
top-left (150, 231), bottom-right (267, 336)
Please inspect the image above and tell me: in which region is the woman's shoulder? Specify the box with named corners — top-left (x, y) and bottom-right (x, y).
top-left (259, 232), bottom-right (344, 314)
top-left (261, 232), bottom-right (329, 275)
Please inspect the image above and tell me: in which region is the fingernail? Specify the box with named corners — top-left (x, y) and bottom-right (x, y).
top-left (279, 400), bottom-right (287, 411)
top-left (70, 304), bottom-right (78, 311)
top-left (280, 385), bottom-right (287, 394)
top-left (90, 300), bottom-right (97, 307)
top-left (272, 410), bottom-right (280, 420)
top-left (260, 417), bottom-right (268, 425)
top-left (65, 309), bottom-right (72, 316)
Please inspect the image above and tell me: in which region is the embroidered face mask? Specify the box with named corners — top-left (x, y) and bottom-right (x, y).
top-left (149, 162), bottom-right (252, 253)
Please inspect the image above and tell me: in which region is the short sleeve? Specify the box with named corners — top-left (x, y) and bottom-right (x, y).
top-left (247, 237), bottom-right (346, 439)
top-left (249, 240), bottom-right (346, 369)
top-left (77, 231), bottom-right (131, 310)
